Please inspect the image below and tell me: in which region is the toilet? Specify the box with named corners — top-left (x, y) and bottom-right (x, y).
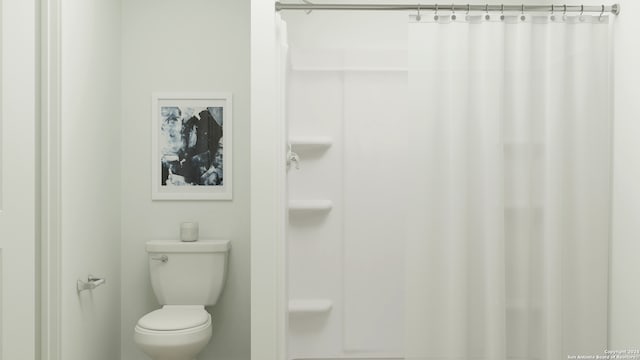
top-left (134, 239), bottom-right (230, 360)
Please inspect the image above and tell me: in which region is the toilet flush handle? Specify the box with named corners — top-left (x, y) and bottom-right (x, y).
top-left (151, 255), bottom-right (168, 263)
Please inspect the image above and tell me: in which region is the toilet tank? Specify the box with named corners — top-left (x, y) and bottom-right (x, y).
top-left (146, 240), bottom-right (230, 306)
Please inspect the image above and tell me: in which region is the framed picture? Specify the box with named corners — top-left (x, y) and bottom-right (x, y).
top-left (152, 92), bottom-right (232, 200)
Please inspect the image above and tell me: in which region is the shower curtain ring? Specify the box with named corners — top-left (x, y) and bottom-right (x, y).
top-left (500, 4), bottom-right (504, 20)
top-left (520, 4), bottom-right (526, 21)
top-left (451, 3), bottom-right (456, 20)
top-left (599, 4), bottom-right (605, 20)
top-left (302, 0), bottom-right (313, 15)
top-left (485, 3), bottom-right (490, 20)
top-left (434, 3), bottom-right (439, 20)
top-left (416, 4), bottom-right (421, 21)
top-left (466, 3), bottom-right (470, 14)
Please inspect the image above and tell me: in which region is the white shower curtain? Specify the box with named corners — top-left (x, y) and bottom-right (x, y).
top-left (406, 12), bottom-right (612, 360)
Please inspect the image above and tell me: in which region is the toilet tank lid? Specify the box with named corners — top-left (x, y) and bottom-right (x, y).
top-left (146, 240), bottom-right (230, 253)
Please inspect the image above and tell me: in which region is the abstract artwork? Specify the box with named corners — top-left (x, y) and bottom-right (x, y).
top-left (152, 93), bottom-right (232, 200)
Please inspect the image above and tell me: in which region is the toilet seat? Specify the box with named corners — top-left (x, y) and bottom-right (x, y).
top-left (137, 305), bottom-right (210, 331)
top-left (134, 309), bottom-right (212, 360)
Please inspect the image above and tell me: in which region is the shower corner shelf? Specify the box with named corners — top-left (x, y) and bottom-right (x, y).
top-left (289, 136), bottom-right (333, 151)
top-left (289, 200), bottom-right (333, 212)
top-left (288, 299), bottom-right (333, 315)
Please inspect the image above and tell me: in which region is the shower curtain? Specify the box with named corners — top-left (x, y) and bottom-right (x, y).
top-left (406, 12), bottom-right (612, 360)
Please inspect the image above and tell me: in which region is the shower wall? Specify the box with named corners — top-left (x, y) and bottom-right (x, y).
top-left (284, 11), bottom-right (410, 359)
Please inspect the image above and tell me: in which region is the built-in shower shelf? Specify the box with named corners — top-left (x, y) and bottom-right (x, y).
top-left (289, 200), bottom-right (333, 212)
top-left (290, 136), bottom-right (333, 151)
top-left (288, 299), bottom-right (333, 314)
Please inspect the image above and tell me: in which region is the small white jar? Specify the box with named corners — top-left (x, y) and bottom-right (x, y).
top-left (180, 222), bottom-right (199, 242)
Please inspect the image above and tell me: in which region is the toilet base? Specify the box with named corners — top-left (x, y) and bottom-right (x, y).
top-left (134, 320), bottom-right (212, 360)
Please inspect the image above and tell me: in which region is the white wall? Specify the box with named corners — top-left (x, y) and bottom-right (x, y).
top-left (0, 1), bottom-right (37, 359)
top-left (610, 0), bottom-right (640, 349)
top-left (60, 1), bottom-right (122, 359)
top-left (120, 1), bottom-right (250, 359)
top-left (250, 5), bottom-right (286, 360)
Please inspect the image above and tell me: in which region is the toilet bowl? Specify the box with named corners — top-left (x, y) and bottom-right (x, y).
top-left (134, 240), bottom-right (230, 360)
top-left (134, 305), bottom-right (212, 360)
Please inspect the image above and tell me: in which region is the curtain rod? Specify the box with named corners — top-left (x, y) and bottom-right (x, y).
top-left (275, 2), bottom-right (620, 15)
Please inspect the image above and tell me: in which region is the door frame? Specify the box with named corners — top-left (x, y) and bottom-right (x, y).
top-left (40, 0), bottom-right (62, 358)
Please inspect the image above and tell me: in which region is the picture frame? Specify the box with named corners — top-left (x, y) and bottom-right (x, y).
top-left (151, 92), bottom-right (232, 200)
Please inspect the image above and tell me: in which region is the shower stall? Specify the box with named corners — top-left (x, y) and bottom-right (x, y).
top-left (282, 8), bottom-right (410, 360)
top-left (255, 2), bottom-right (618, 360)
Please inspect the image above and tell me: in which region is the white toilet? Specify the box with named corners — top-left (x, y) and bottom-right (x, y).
top-left (134, 239), bottom-right (230, 360)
